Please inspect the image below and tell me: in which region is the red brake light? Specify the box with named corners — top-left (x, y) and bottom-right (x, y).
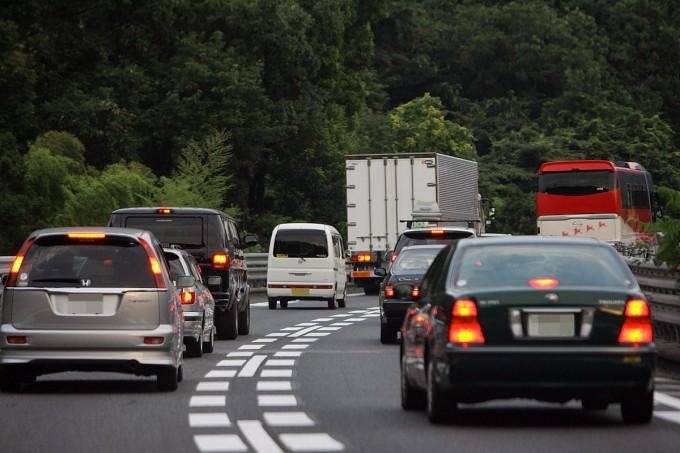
top-left (449, 299), bottom-right (484, 346)
top-left (157, 208), bottom-right (173, 214)
top-left (181, 290), bottom-right (196, 305)
top-left (384, 284), bottom-right (395, 298)
top-left (411, 286), bottom-right (420, 298)
top-left (619, 298), bottom-right (653, 345)
top-left (138, 238), bottom-right (166, 288)
top-left (5, 236), bottom-right (36, 287)
top-left (67, 232), bottom-right (106, 239)
top-left (430, 229), bottom-right (445, 236)
top-left (144, 337), bottom-right (164, 345)
top-left (452, 299), bottom-right (477, 318)
top-left (353, 253), bottom-right (372, 263)
top-left (10, 256), bottom-right (24, 274)
top-left (6, 336), bottom-right (27, 345)
top-left (528, 277), bottom-right (560, 289)
top-left (212, 252), bottom-right (229, 269)
top-left (149, 257), bottom-right (162, 275)
top-left (624, 299), bottom-right (649, 318)
top-left (391, 253), bottom-right (397, 262)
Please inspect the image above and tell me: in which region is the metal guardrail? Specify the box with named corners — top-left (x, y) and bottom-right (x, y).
top-left (246, 253), bottom-right (268, 292)
top-left (629, 261), bottom-right (680, 362)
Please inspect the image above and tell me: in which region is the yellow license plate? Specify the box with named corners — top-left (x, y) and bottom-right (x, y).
top-left (291, 288), bottom-right (310, 296)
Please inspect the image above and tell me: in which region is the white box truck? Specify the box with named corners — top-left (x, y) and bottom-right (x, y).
top-left (346, 153), bottom-right (481, 293)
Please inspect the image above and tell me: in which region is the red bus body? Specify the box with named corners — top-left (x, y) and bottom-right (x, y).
top-left (536, 160), bottom-right (655, 243)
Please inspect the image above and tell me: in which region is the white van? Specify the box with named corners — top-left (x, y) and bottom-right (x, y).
top-left (267, 223), bottom-right (348, 310)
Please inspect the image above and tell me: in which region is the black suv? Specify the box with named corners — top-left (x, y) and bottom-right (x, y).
top-left (108, 207), bottom-right (256, 339)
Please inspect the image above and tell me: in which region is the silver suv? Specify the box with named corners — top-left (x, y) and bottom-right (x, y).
top-left (0, 228), bottom-right (185, 391)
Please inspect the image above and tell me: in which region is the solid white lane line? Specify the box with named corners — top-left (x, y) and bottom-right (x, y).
top-left (282, 327), bottom-right (304, 331)
top-left (655, 392), bottom-right (680, 410)
top-left (312, 318), bottom-right (333, 322)
top-left (189, 413), bottom-right (232, 428)
top-left (288, 326), bottom-right (320, 338)
top-left (263, 412), bottom-right (314, 427)
top-left (239, 344), bottom-right (265, 350)
top-left (227, 352), bottom-right (254, 357)
top-left (282, 344), bottom-right (310, 350)
top-left (348, 310), bottom-right (366, 314)
top-left (279, 433), bottom-right (344, 452)
top-left (330, 314), bottom-right (351, 318)
top-left (655, 411), bottom-right (680, 424)
top-left (190, 395), bottom-right (226, 407)
top-left (267, 332), bottom-right (289, 337)
top-left (361, 314), bottom-right (380, 317)
top-left (317, 326), bottom-right (342, 331)
top-left (331, 322), bottom-right (352, 326)
top-left (292, 338), bottom-right (318, 343)
top-left (265, 359), bottom-right (296, 367)
top-left (194, 434), bottom-right (248, 452)
top-left (296, 322), bottom-right (318, 327)
top-left (238, 355), bottom-right (268, 377)
top-left (237, 420), bottom-right (284, 453)
top-left (275, 351), bottom-right (303, 357)
top-left (257, 381), bottom-right (293, 391)
top-left (261, 369), bottom-right (293, 378)
top-left (258, 394), bottom-right (298, 406)
top-left (217, 359), bottom-right (247, 367)
top-left (346, 318), bottom-right (367, 322)
top-left (253, 338), bottom-right (278, 343)
top-left (304, 332), bottom-right (331, 337)
top-left (196, 381), bottom-right (230, 392)
top-left (205, 370), bottom-right (238, 379)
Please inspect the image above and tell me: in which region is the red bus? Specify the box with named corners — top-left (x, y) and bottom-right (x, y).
top-left (536, 160), bottom-right (658, 243)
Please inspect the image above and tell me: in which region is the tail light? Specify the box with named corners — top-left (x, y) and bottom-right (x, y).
top-left (411, 286), bottom-right (420, 298)
top-left (430, 229), bottom-right (445, 236)
top-left (5, 236), bottom-right (36, 287)
top-left (528, 277), bottom-right (560, 289)
top-left (6, 336), bottom-right (27, 345)
top-left (352, 253), bottom-right (372, 263)
top-left (391, 253), bottom-right (397, 262)
top-left (181, 290), bottom-right (196, 305)
top-left (384, 284), bottom-right (394, 298)
top-left (67, 232), bottom-right (106, 239)
top-left (618, 298), bottom-right (653, 345)
top-left (138, 238), bottom-right (166, 288)
top-left (449, 298), bottom-right (485, 346)
top-left (144, 337), bottom-right (164, 345)
top-left (212, 252), bottom-right (229, 269)
top-left (157, 208), bottom-right (173, 214)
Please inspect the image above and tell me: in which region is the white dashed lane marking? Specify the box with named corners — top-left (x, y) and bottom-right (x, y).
top-left (330, 314), bottom-right (351, 318)
top-left (311, 318), bottom-right (333, 322)
top-left (261, 369), bottom-right (294, 378)
top-left (265, 359), bottom-right (296, 367)
top-left (279, 433), bottom-right (345, 452)
top-left (196, 381), bottom-right (230, 392)
top-left (238, 420), bottom-right (284, 453)
top-left (331, 322), bottom-right (352, 326)
top-left (239, 344), bottom-right (266, 350)
top-left (189, 413), bottom-right (232, 428)
top-left (257, 381), bottom-right (293, 391)
top-left (253, 338), bottom-right (278, 343)
top-left (291, 338), bottom-right (318, 343)
top-left (304, 332), bottom-right (331, 337)
top-left (238, 355), bottom-right (268, 377)
top-left (288, 326), bottom-right (320, 337)
top-left (267, 332), bottom-right (289, 337)
top-left (275, 351), bottom-right (302, 357)
top-left (296, 322), bottom-right (318, 326)
top-left (345, 318), bottom-right (367, 322)
top-left (317, 327), bottom-right (342, 331)
top-left (205, 370), bottom-right (237, 378)
top-left (257, 394), bottom-right (298, 407)
top-left (190, 395), bottom-right (227, 407)
top-left (282, 344), bottom-right (309, 350)
top-left (218, 359), bottom-right (247, 367)
top-left (228, 352), bottom-right (255, 357)
top-left (194, 434), bottom-right (248, 452)
top-left (263, 412), bottom-right (315, 427)
top-left (282, 327), bottom-right (305, 331)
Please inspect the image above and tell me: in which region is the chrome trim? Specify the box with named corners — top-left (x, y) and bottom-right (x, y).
top-left (10, 287), bottom-right (167, 293)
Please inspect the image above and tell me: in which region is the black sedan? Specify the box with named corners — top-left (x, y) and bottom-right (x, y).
top-left (378, 245), bottom-right (445, 344)
top-left (400, 236), bottom-right (656, 424)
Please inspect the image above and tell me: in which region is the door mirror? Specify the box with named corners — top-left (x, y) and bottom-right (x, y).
top-left (243, 234), bottom-right (258, 248)
top-left (207, 275), bottom-right (222, 287)
top-left (0, 274), bottom-right (7, 286)
top-left (344, 250), bottom-right (352, 259)
top-left (374, 268), bottom-right (387, 278)
top-left (175, 275), bottom-right (196, 288)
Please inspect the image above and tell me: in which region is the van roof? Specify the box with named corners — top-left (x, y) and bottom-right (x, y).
top-left (275, 223), bottom-right (339, 233)
top-left (111, 207), bottom-right (232, 219)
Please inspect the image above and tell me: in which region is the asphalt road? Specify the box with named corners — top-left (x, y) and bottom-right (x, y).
top-left (2, 292), bottom-right (680, 453)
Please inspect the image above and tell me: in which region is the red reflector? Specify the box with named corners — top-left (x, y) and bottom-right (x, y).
top-left (449, 321), bottom-right (485, 345)
top-left (212, 253), bottom-right (229, 269)
top-left (68, 232), bottom-right (106, 239)
top-left (618, 321), bottom-right (653, 344)
top-left (625, 299), bottom-right (649, 318)
top-left (6, 336), bottom-right (27, 345)
top-left (181, 290), bottom-right (196, 305)
top-left (10, 256), bottom-right (24, 274)
top-left (384, 284), bottom-right (394, 298)
top-left (144, 337), bottom-right (164, 345)
top-left (157, 208), bottom-right (173, 214)
top-left (452, 299), bottom-right (478, 318)
top-left (528, 277), bottom-right (560, 289)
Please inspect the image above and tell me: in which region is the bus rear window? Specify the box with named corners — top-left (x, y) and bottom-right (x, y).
top-left (538, 171), bottom-right (614, 196)
top-left (125, 217), bottom-right (204, 248)
top-left (273, 230), bottom-right (328, 258)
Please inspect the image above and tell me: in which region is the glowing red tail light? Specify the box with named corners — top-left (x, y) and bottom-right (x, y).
top-left (352, 253), bottom-right (372, 263)
top-left (449, 299), bottom-right (484, 346)
top-left (5, 236), bottom-right (36, 287)
top-left (138, 238), bottom-right (166, 288)
top-left (411, 286), bottom-right (420, 298)
top-left (619, 298), bottom-right (653, 345)
top-left (384, 284), bottom-right (395, 298)
top-left (212, 252), bottom-right (229, 269)
top-left (67, 232), bottom-right (106, 239)
top-left (181, 290), bottom-right (196, 305)
top-left (430, 229), bottom-right (445, 236)
top-left (528, 277), bottom-right (560, 289)
top-left (391, 253), bottom-right (397, 262)
top-left (6, 336), bottom-right (27, 345)
top-left (157, 208), bottom-right (173, 214)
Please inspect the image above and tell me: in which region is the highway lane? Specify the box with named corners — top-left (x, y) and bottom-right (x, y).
top-left (1, 292), bottom-right (680, 452)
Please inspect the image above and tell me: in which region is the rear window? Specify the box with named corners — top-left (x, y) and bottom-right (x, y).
top-left (395, 230), bottom-right (473, 254)
top-left (538, 171), bottom-right (614, 196)
top-left (392, 247), bottom-right (444, 275)
top-left (125, 216), bottom-right (204, 248)
top-left (18, 236), bottom-right (156, 288)
top-left (164, 252), bottom-right (187, 280)
top-left (453, 244), bottom-right (634, 289)
top-left (273, 229), bottom-right (328, 258)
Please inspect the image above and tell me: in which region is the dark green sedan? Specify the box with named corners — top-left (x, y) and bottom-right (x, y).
top-left (400, 236), bottom-right (656, 424)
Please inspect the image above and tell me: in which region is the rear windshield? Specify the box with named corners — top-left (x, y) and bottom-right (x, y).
top-left (538, 171), bottom-right (614, 196)
top-left (164, 252), bottom-right (187, 280)
top-left (273, 229), bottom-right (328, 258)
top-left (395, 230), bottom-right (473, 254)
top-left (453, 244), bottom-right (634, 289)
top-left (392, 247), bottom-right (443, 275)
top-left (125, 216), bottom-right (204, 248)
top-left (19, 236), bottom-right (156, 288)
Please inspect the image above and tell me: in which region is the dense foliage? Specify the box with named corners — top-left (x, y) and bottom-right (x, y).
top-left (1, 1), bottom-right (679, 259)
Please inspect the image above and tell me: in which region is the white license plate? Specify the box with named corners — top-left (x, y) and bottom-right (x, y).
top-left (67, 295), bottom-right (104, 315)
top-left (527, 314), bottom-right (574, 337)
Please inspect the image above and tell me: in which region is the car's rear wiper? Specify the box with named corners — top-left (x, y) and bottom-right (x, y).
top-left (31, 278), bottom-right (83, 284)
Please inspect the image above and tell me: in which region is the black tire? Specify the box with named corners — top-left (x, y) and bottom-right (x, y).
top-left (238, 301), bottom-right (250, 335)
top-left (327, 297), bottom-right (336, 309)
top-left (621, 388), bottom-right (654, 424)
top-left (337, 287), bottom-right (346, 308)
top-left (380, 323), bottom-right (397, 344)
top-left (582, 398), bottom-right (609, 411)
top-left (185, 338), bottom-right (203, 358)
top-left (268, 298), bottom-right (277, 310)
top-left (177, 364), bottom-right (184, 382)
top-left (157, 366), bottom-right (179, 391)
top-left (216, 303), bottom-right (238, 340)
top-left (401, 355), bottom-right (425, 410)
top-left (280, 300), bottom-right (288, 309)
top-left (364, 287), bottom-right (379, 296)
top-left (203, 325), bottom-right (215, 353)
top-left (427, 361), bottom-right (456, 424)
top-left (0, 370), bottom-right (23, 393)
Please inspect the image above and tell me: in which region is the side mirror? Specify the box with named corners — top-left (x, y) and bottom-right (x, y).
top-left (344, 250), bottom-right (352, 259)
top-left (374, 268), bottom-right (387, 277)
top-left (175, 275), bottom-right (196, 288)
top-left (243, 234), bottom-right (258, 248)
top-left (0, 274), bottom-right (7, 286)
top-left (207, 275), bottom-right (222, 287)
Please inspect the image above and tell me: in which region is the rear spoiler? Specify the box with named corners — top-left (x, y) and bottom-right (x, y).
top-left (400, 219), bottom-right (480, 229)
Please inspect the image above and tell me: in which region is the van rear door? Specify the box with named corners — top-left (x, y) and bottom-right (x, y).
top-left (268, 229), bottom-right (334, 288)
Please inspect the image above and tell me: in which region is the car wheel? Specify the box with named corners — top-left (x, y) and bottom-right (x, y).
top-left (337, 287), bottom-right (346, 308)
top-left (0, 370), bottom-right (24, 393)
top-left (268, 298), bottom-right (277, 310)
top-left (203, 326), bottom-right (215, 353)
top-left (238, 301), bottom-right (250, 335)
top-left (186, 338), bottom-right (203, 358)
top-left (177, 364), bottom-right (184, 383)
top-left (364, 287), bottom-right (379, 296)
top-left (401, 355), bottom-right (425, 410)
top-left (280, 300), bottom-right (288, 309)
top-left (380, 323), bottom-right (397, 344)
top-left (582, 398), bottom-right (608, 411)
top-left (327, 297), bottom-right (336, 309)
top-left (216, 303), bottom-right (238, 340)
top-left (427, 361), bottom-right (456, 424)
top-left (621, 388), bottom-right (654, 424)
top-left (157, 366), bottom-right (179, 391)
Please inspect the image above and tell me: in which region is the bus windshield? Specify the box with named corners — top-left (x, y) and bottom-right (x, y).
top-left (538, 171), bottom-right (614, 196)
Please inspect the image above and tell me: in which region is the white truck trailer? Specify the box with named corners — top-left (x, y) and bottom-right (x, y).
top-left (345, 153), bottom-right (481, 293)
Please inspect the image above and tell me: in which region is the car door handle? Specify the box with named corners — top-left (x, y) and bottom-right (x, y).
top-left (289, 272), bottom-right (311, 276)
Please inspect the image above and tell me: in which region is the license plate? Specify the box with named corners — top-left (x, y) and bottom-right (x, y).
top-left (527, 314), bottom-right (574, 337)
top-left (66, 298), bottom-right (104, 315)
top-left (291, 288), bottom-right (310, 297)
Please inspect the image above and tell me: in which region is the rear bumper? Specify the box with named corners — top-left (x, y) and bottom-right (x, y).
top-left (267, 285), bottom-right (334, 299)
top-left (182, 311), bottom-right (203, 342)
top-left (436, 345), bottom-right (656, 402)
